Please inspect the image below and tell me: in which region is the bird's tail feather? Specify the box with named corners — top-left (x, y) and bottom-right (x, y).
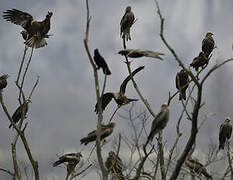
top-left (25, 37), bottom-right (47, 49)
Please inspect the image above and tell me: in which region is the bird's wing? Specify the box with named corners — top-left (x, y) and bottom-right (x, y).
top-left (120, 66), bottom-right (144, 94)
top-left (219, 123), bottom-right (224, 141)
top-left (94, 49), bottom-right (111, 75)
top-left (175, 73), bottom-right (180, 89)
top-left (3, 9), bottom-right (33, 30)
top-left (134, 50), bottom-right (164, 60)
top-left (118, 49), bottom-right (133, 56)
top-left (95, 93), bottom-right (114, 113)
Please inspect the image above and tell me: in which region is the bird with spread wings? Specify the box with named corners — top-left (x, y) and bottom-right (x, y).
top-left (3, 9), bottom-right (52, 49)
top-left (95, 66), bottom-right (144, 114)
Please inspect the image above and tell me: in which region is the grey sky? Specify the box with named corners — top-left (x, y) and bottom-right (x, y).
top-left (0, 0), bottom-right (233, 179)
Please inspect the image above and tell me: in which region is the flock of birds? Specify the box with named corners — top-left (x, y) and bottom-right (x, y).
top-left (0, 5), bottom-right (232, 180)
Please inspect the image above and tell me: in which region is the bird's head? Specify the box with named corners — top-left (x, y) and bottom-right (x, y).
top-left (125, 6), bottom-right (131, 12)
top-left (225, 117), bottom-right (231, 123)
top-left (161, 103), bottom-right (168, 109)
top-left (109, 151), bottom-right (115, 157)
top-left (76, 152), bottom-right (82, 158)
top-left (206, 32), bottom-right (214, 37)
top-left (0, 74), bottom-right (9, 80)
top-left (108, 122), bottom-right (115, 128)
top-left (46, 11), bottom-right (53, 18)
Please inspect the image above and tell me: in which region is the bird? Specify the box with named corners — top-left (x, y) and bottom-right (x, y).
top-left (93, 49), bottom-right (111, 75)
top-left (120, 6), bottom-right (135, 41)
top-left (105, 151), bottom-right (124, 180)
top-left (53, 152), bottom-right (82, 178)
top-left (3, 9), bottom-right (52, 49)
top-left (145, 104), bottom-right (169, 145)
top-left (185, 156), bottom-right (212, 179)
top-left (95, 66), bottom-right (144, 114)
top-left (0, 74), bottom-right (8, 91)
top-left (80, 122), bottom-right (115, 145)
top-left (176, 69), bottom-right (189, 100)
top-left (9, 100), bottom-right (29, 128)
top-left (219, 117), bottom-right (232, 150)
top-left (118, 49), bottom-right (164, 60)
top-left (202, 32), bottom-right (215, 58)
top-left (190, 52), bottom-right (209, 71)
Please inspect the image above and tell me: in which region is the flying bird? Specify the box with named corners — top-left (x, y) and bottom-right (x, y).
top-left (3, 9), bottom-right (52, 49)
top-left (93, 49), bottom-right (111, 75)
top-left (190, 52), bottom-right (209, 71)
top-left (176, 69), bottom-right (189, 100)
top-left (202, 32), bottom-right (215, 58)
top-left (105, 151), bottom-right (124, 180)
top-left (95, 66), bottom-right (144, 114)
top-left (0, 74), bottom-right (8, 91)
top-left (219, 117), bottom-right (232, 150)
top-left (80, 122), bottom-right (115, 145)
top-left (146, 104), bottom-right (169, 145)
top-left (120, 6), bottom-right (135, 41)
top-left (118, 49), bottom-right (164, 60)
top-left (9, 100), bottom-right (29, 128)
top-left (53, 152), bottom-right (82, 178)
top-left (185, 156), bottom-right (212, 179)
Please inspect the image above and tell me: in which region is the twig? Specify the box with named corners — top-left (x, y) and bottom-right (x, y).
top-left (0, 167), bottom-right (14, 177)
top-left (28, 76), bottom-right (39, 100)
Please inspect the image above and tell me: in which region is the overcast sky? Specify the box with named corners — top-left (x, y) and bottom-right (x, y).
top-left (1, 0), bottom-right (233, 179)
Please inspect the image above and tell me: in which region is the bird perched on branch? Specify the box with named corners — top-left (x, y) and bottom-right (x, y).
top-left (53, 152), bottom-right (82, 179)
top-left (120, 6), bottom-right (135, 41)
top-left (9, 100), bottom-right (30, 128)
top-left (93, 49), bottom-right (111, 75)
top-left (118, 49), bottom-right (164, 60)
top-left (185, 156), bottom-right (212, 179)
top-left (190, 52), bottom-right (209, 71)
top-left (0, 74), bottom-right (8, 91)
top-left (3, 9), bottom-right (52, 49)
top-left (176, 69), bottom-right (189, 100)
top-left (145, 104), bottom-right (169, 145)
top-left (80, 122), bottom-right (115, 145)
top-left (219, 117), bottom-right (232, 150)
top-left (105, 151), bottom-right (124, 180)
top-left (202, 32), bottom-right (215, 58)
top-left (95, 66), bottom-right (144, 114)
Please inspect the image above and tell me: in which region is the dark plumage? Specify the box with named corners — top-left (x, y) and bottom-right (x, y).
top-left (120, 6), bottom-right (135, 41)
top-left (53, 152), bottom-right (82, 178)
top-left (93, 49), bottom-right (111, 75)
top-left (202, 32), bottom-right (215, 58)
top-left (95, 66), bottom-right (144, 114)
top-left (80, 122), bottom-right (115, 145)
top-left (3, 9), bottom-right (52, 49)
top-left (118, 49), bottom-right (164, 60)
top-left (105, 151), bottom-right (124, 180)
top-left (185, 156), bottom-right (212, 179)
top-left (0, 74), bottom-right (8, 91)
top-left (146, 104), bottom-right (169, 145)
top-left (190, 52), bottom-right (209, 71)
top-left (219, 117), bottom-right (232, 150)
top-left (9, 101), bottom-right (29, 128)
top-left (176, 69), bottom-right (189, 100)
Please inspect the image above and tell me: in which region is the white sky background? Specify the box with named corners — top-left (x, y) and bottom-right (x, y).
top-left (0, 0), bottom-right (233, 179)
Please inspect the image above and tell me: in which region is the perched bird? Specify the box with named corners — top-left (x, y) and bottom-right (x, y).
top-left (53, 152), bottom-right (82, 179)
top-left (80, 122), bottom-right (115, 145)
top-left (3, 9), bottom-right (52, 48)
top-left (95, 66), bottom-right (144, 114)
top-left (146, 104), bottom-right (169, 145)
top-left (176, 69), bottom-right (189, 100)
top-left (118, 49), bottom-right (164, 60)
top-left (202, 32), bottom-right (215, 58)
top-left (105, 151), bottom-right (124, 180)
top-left (219, 117), bottom-right (232, 150)
top-left (0, 74), bottom-right (8, 91)
top-left (9, 100), bottom-right (29, 128)
top-left (185, 156), bottom-right (212, 179)
top-left (190, 52), bottom-right (209, 71)
top-left (93, 49), bottom-right (111, 75)
top-left (120, 6), bottom-right (135, 41)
